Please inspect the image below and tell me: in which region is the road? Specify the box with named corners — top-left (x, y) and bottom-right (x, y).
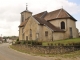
top-left (0, 43), bottom-right (53, 60)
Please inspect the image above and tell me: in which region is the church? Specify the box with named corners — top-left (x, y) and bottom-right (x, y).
top-left (19, 6), bottom-right (79, 41)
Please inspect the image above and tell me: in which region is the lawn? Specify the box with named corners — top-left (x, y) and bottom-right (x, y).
top-left (43, 38), bottom-right (80, 46)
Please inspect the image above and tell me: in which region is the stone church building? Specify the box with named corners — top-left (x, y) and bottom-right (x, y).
top-left (19, 7), bottom-right (79, 41)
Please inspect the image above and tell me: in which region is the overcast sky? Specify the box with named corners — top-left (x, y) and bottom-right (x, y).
top-left (0, 0), bottom-right (80, 36)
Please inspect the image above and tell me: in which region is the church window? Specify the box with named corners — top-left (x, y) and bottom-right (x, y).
top-left (22, 33), bottom-right (25, 40)
top-left (45, 31), bottom-right (48, 36)
top-left (30, 29), bottom-right (32, 37)
top-left (61, 21), bottom-right (65, 29)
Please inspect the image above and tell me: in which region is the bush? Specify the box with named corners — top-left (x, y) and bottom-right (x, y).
top-left (57, 43), bottom-right (61, 46)
top-left (27, 40), bottom-right (42, 45)
top-left (16, 38), bottom-right (19, 41)
top-left (27, 40), bottom-right (32, 44)
top-left (15, 39), bottom-right (20, 44)
top-left (21, 40), bottom-right (27, 45)
top-left (14, 40), bottom-right (42, 45)
top-left (15, 41), bottom-right (21, 44)
top-left (47, 43), bottom-right (53, 46)
top-left (36, 41), bottom-right (42, 45)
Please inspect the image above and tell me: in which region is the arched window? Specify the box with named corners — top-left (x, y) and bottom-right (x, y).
top-left (61, 21), bottom-right (65, 29)
top-left (30, 29), bottom-right (32, 37)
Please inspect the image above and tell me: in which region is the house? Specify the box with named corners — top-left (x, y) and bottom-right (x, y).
top-left (19, 7), bottom-right (79, 41)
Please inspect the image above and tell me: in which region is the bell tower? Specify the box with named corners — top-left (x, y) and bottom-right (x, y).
top-left (20, 4), bottom-right (32, 23)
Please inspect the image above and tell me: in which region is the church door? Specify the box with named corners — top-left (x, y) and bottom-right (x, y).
top-left (26, 36), bottom-right (28, 41)
top-left (69, 27), bottom-right (73, 38)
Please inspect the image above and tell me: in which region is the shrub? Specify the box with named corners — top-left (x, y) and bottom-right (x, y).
top-left (51, 43), bottom-right (53, 46)
top-left (27, 40), bottom-right (42, 45)
top-left (57, 43), bottom-right (61, 46)
top-left (48, 43), bottom-right (50, 46)
top-left (36, 41), bottom-right (42, 45)
top-left (16, 38), bottom-right (19, 41)
top-left (21, 40), bottom-right (27, 45)
top-left (47, 43), bottom-right (53, 46)
top-left (60, 43), bottom-right (64, 46)
top-left (27, 40), bottom-right (32, 44)
top-left (15, 41), bottom-right (21, 44)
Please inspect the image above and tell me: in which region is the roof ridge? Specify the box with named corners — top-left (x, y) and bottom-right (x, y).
top-left (40, 11), bottom-right (47, 18)
top-left (64, 10), bottom-right (77, 21)
top-left (63, 9), bottom-right (70, 17)
top-left (33, 11), bottom-right (47, 16)
top-left (19, 17), bottom-right (30, 27)
top-left (48, 9), bottom-right (61, 13)
top-left (56, 9), bottom-right (62, 18)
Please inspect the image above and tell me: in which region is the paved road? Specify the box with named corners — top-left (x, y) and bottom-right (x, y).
top-left (0, 43), bottom-right (53, 60)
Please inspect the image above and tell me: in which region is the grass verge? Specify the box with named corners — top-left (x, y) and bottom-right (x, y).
top-left (42, 38), bottom-right (80, 46)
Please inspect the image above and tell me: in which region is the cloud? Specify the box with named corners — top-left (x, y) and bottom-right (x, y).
top-left (0, 0), bottom-right (79, 36)
top-left (28, 0), bottom-right (80, 14)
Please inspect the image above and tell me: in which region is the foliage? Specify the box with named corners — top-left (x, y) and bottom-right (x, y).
top-left (27, 40), bottom-right (42, 45)
top-left (15, 38), bottom-right (80, 46)
top-left (15, 39), bottom-right (21, 44)
top-left (21, 40), bottom-right (27, 44)
top-left (14, 40), bottom-right (42, 45)
top-left (3, 36), bottom-right (19, 40)
top-left (16, 38), bottom-right (19, 41)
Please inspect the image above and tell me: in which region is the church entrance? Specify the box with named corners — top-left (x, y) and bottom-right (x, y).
top-left (26, 36), bottom-right (28, 41)
top-left (69, 27), bottom-right (73, 38)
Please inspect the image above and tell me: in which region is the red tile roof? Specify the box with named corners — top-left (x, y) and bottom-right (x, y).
top-left (44, 9), bottom-right (77, 21)
top-left (34, 11), bottom-right (47, 18)
top-left (33, 8), bottom-right (77, 21)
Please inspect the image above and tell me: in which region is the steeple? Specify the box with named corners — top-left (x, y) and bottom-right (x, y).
top-left (20, 3), bottom-right (32, 23)
top-left (21, 3), bottom-right (32, 14)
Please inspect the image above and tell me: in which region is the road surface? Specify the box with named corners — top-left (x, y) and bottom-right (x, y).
top-left (0, 43), bottom-right (53, 60)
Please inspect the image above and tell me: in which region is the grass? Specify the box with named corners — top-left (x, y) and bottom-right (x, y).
top-left (42, 38), bottom-right (80, 46)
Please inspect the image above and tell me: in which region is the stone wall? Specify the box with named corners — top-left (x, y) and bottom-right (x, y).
top-left (13, 44), bottom-right (80, 54)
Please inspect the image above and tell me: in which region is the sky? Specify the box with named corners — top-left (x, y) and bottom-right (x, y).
top-left (0, 0), bottom-right (80, 36)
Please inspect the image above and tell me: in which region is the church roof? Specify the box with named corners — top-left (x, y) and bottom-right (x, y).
top-left (34, 11), bottom-right (47, 18)
top-left (34, 8), bottom-right (77, 21)
top-left (21, 10), bottom-right (32, 14)
top-left (44, 8), bottom-right (77, 21)
top-left (19, 20), bottom-right (27, 27)
top-left (34, 17), bottom-right (64, 32)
